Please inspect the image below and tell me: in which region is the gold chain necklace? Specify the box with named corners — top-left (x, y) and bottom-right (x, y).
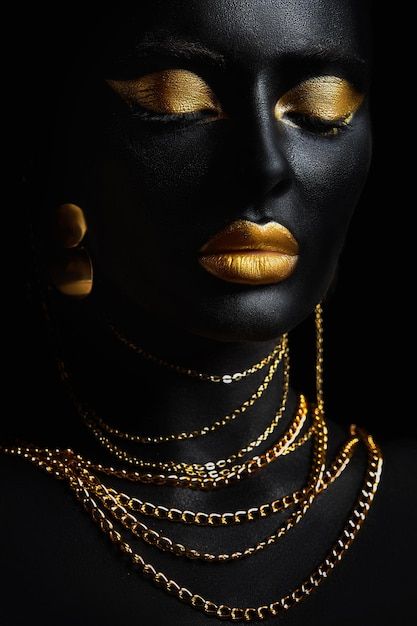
top-left (3, 403), bottom-right (323, 526)
top-left (1, 304), bottom-right (384, 620)
top-left (82, 348), bottom-right (293, 479)
top-left (70, 303), bottom-right (321, 464)
top-left (83, 392), bottom-right (310, 490)
top-left (102, 402), bottom-right (325, 526)
top-left (58, 415), bottom-right (314, 496)
top-left (80, 430), bottom-right (358, 564)
top-left (0, 421), bottom-right (382, 621)
top-left (105, 315), bottom-right (284, 384)
top-left (57, 334), bottom-right (288, 445)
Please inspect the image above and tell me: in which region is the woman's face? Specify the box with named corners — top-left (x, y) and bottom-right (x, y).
top-left (56, 0), bottom-right (371, 341)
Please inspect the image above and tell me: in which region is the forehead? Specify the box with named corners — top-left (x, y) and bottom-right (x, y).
top-left (101, 0), bottom-right (370, 65)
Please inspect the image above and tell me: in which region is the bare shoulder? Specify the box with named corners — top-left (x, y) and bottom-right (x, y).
top-left (0, 450), bottom-right (36, 482)
top-left (0, 449), bottom-right (45, 480)
top-left (0, 450), bottom-right (70, 517)
top-left (380, 437), bottom-right (417, 494)
top-left (370, 437), bottom-right (417, 544)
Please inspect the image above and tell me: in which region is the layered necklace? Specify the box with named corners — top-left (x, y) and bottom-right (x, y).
top-left (1, 303), bottom-right (383, 622)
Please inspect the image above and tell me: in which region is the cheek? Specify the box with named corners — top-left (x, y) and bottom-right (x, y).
top-left (124, 124), bottom-right (227, 206)
top-left (87, 122), bottom-right (231, 295)
top-left (87, 112), bottom-right (371, 310)
top-left (288, 117), bottom-right (372, 264)
top-left (95, 124), bottom-right (228, 245)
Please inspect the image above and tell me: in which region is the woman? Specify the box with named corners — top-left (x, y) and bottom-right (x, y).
top-left (3, 2), bottom-right (416, 624)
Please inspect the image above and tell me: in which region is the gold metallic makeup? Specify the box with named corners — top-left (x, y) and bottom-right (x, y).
top-left (107, 69), bottom-right (224, 116)
top-left (198, 220), bottom-right (299, 285)
top-left (275, 76), bottom-right (364, 125)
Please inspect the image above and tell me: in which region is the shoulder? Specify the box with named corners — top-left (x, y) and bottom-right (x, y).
top-left (0, 450), bottom-right (39, 483)
top-left (0, 450), bottom-right (73, 519)
top-left (370, 437), bottom-right (417, 520)
top-left (382, 436), bottom-right (417, 460)
top-left (379, 437), bottom-right (417, 499)
top-left (367, 437), bottom-right (417, 555)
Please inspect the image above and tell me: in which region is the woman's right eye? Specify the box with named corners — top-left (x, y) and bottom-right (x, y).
top-left (106, 69), bottom-right (226, 121)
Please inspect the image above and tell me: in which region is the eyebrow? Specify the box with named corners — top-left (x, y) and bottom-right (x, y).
top-left (133, 33), bottom-right (226, 67)
top-left (111, 34), bottom-right (367, 81)
top-left (297, 45), bottom-right (367, 72)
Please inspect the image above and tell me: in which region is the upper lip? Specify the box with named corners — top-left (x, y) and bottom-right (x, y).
top-left (199, 219), bottom-right (299, 255)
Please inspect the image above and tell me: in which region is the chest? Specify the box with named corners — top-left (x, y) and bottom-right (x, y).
top-left (1, 459), bottom-right (415, 626)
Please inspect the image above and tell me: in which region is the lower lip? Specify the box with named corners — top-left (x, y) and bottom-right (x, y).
top-left (198, 250), bottom-right (298, 285)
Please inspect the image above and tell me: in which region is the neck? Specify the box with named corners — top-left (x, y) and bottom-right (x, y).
top-left (50, 294), bottom-right (300, 462)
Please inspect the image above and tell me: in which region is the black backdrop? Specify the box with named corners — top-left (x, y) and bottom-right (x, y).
top-left (11, 7), bottom-right (416, 443)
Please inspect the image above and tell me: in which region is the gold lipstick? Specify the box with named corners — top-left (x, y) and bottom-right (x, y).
top-left (198, 220), bottom-right (299, 285)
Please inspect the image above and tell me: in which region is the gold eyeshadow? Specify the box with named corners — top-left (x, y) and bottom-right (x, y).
top-left (275, 76), bottom-right (364, 124)
top-left (107, 69), bottom-right (224, 116)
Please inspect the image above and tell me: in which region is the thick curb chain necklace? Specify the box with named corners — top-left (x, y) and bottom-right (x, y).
top-left (2, 303), bottom-right (383, 621)
top-left (1, 418), bottom-right (382, 622)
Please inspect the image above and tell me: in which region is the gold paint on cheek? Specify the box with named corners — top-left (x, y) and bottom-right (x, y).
top-left (107, 69), bottom-right (223, 115)
top-left (275, 76), bottom-right (364, 123)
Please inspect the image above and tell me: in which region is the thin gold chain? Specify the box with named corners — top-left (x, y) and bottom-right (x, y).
top-left (65, 402), bottom-right (314, 492)
top-left (58, 336), bottom-right (288, 445)
top-left (2, 404), bottom-right (324, 526)
top-left (62, 418), bottom-right (313, 496)
top-left (108, 403), bottom-right (326, 526)
top-left (315, 303), bottom-right (325, 412)
top-left (82, 301), bottom-right (322, 453)
top-left (0, 304), bottom-right (384, 621)
top-left (80, 408), bottom-right (327, 556)
top-left (83, 349), bottom-right (292, 478)
top-left (0, 424), bottom-right (382, 621)
top-left (106, 316), bottom-right (284, 384)
top-left (84, 385), bottom-right (300, 480)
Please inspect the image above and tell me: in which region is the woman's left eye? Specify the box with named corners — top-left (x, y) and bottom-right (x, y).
top-left (282, 112), bottom-right (352, 136)
top-left (106, 69), bottom-right (225, 122)
top-left (275, 75), bottom-right (364, 137)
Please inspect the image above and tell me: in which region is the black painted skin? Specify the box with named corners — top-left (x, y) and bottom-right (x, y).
top-left (79, 0), bottom-right (372, 343)
top-left (2, 2), bottom-right (416, 625)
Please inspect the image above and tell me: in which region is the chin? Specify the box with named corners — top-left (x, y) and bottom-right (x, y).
top-left (156, 281), bottom-right (324, 343)
top-left (157, 256), bottom-right (337, 342)
top-left (112, 253), bottom-right (338, 343)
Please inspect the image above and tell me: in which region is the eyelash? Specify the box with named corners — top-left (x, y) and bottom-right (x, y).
top-left (129, 105), bottom-right (218, 125)
top-left (127, 104), bottom-right (352, 136)
top-left (284, 112), bottom-right (352, 136)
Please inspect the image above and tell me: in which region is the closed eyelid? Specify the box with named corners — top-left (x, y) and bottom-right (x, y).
top-left (106, 69), bottom-right (223, 115)
top-left (275, 76), bottom-right (365, 122)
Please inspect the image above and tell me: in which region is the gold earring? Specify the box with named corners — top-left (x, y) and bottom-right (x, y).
top-left (49, 203), bottom-right (93, 298)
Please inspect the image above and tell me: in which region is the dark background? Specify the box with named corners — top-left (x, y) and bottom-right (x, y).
top-left (12, 8), bottom-right (415, 443)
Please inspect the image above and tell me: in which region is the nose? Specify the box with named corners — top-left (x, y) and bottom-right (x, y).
top-left (236, 98), bottom-right (291, 205)
top-left (245, 114), bottom-right (290, 198)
